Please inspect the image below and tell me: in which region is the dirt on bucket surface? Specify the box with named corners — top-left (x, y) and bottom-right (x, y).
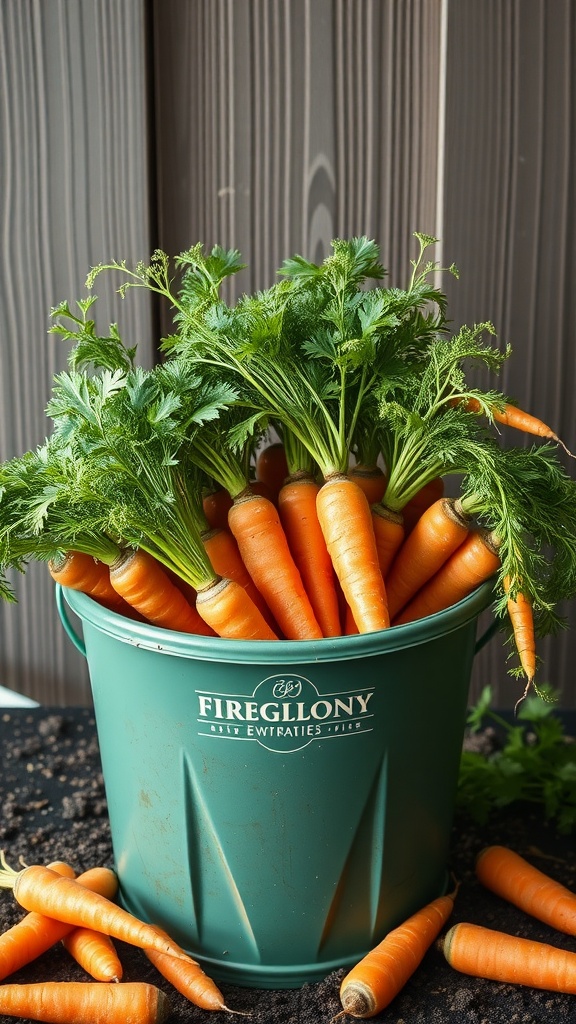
top-left (0, 707), bottom-right (575, 1024)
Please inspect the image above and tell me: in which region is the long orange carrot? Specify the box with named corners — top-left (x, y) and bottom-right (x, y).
top-left (278, 473), bottom-right (342, 637)
top-left (145, 927), bottom-right (229, 1012)
top-left (109, 549), bottom-right (215, 635)
top-left (0, 864), bottom-right (119, 981)
top-left (452, 396), bottom-right (573, 456)
top-left (385, 498), bottom-right (471, 620)
top-left (0, 981), bottom-right (170, 1024)
top-left (316, 474), bottom-right (390, 633)
top-left (255, 441), bottom-right (289, 503)
top-left (349, 463), bottom-right (387, 505)
top-left (196, 576), bottom-right (278, 640)
top-left (48, 552), bottom-right (128, 614)
top-left (401, 477), bottom-right (445, 535)
top-left (201, 525), bottom-right (277, 630)
top-left (476, 845), bottom-right (576, 935)
top-left (370, 505), bottom-right (405, 579)
top-left (393, 528), bottom-right (500, 625)
top-left (202, 487), bottom-right (233, 530)
top-left (503, 577), bottom-right (537, 692)
top-left (0, 860), bottom-right (192, 961)
top-left (340, 885), bottom-right (458, 1017)
top-left (228, 489), bottom-right (323, 639)
top-left (62, 927), bottom-right (122, 983)
top-left (443, 921), bottom-right (576, 993)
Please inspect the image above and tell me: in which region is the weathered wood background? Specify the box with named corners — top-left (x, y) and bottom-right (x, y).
top-left (1, 0), bottom-right (574, 707)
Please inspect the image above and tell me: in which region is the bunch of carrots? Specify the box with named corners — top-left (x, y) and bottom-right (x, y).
top-left (0, 851), bottom-right (236, 1022)
top-left (338, 842), bottom-right (576, 1017)
top-left (2, 233), bottom-right (576, 701)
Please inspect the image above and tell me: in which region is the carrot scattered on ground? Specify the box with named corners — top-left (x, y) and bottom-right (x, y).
top-left (109, 549), bottom-right (215, 635)
top-left (385, 498), bottom-right (470, 620)
top-left (339, 884), bottom-right (459, 1017)
top-left (0, 981), bottom-right (170, 1024)
top-left (475, 844), bottom-right (576, 935)
top-left (0, 857), bottom-right (192, 961)
top-left (62, 927), bottom-right (123, 983)
top-left (317, 474), bottom-right (390, 634)
top-left (442, 921), bottom-right (576, 993)
top-left (48, 552), bottom-right (128, 614)
top-left (0, 863), bottom-right (118, 981)
top-left (393, 528), bottom-right (500, 625)
top-left (228, 489), bottom-right (323, 639)
top-left (278, 473), bottom-right (342, 637)
top-left (145, 927), bottom-right (230, 1012)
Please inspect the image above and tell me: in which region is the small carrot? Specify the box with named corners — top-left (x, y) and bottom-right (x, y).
top-left (385, 498), bottom-right (471, 620)
top-left (228, 489), bottom-right (323, 640)
top-left (317, 474), bottom-right (390, 633)
top-left (443, 921), bottom-right (576, 993)
top-left (503, 576), bottom-right (537, 696)
top-left (255, 441), bottom-right (289, 502)
top-left (370, 504), bottom-right (405, 579)
top-left (349, 463), bottom-right (387, 505)
top-left (339, 884), bottom-right (459, 1017)
top-left (476, 845), bottom-right (576, 935)
top-left (48, 552), bottom-right (128, 615)
top-left (201, 525), bottom-right (278, 631)
top-left (196, 576), bottom-right (279, 640)
top-left (145, 927), bottom-right (229, 1012)
top-left (0, 858), bottom-right (192, 961)
top-left (393, 528), bottom-right (501, 625)
top-left (202, 486), bottom-right (233, 530)
top-left (109, 549), bottom-right (215, 635)
top-left (278, 473), bottom-right (342, 637)
top-left (0, 981), bottom-right (170, 1024)
top-left (62, 928), bottom-right (123, 983)
top-left (0, 863), bottom-right (118, 981)
top-left (401, 476), bottom-right (445, 535)
top-left (451, 396), bottom-right (574, 456)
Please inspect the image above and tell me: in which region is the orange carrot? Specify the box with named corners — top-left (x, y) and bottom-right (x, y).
top-left (0, 981), bottom-right (170, 1023)
top-left (344, 603), bottom-right (359, 635)
top-left (452, 396), bottom-right (573, 456)
top-left (0, 861), bottom-right (192, 961)
top-left (62, 927), bottom-right (122, 983)
top-left (385, 498), bottom-right (471, 620)
top-left (402, 477), bottom-right (445, 535)
top-left (340, 885), bottom-right (458, 1017)
top-left (393, 528), bottom-right (500, 625)
top-left (202, 487), bottom-right (233, 530)
top-left (349, 463), bottom-right (387, 505)
top-left (196, 576), bottom-right (279, 640)
top-left (49, 552), bottom-right (128, 615)
top-left (0, 864), bottom-right (118, 981)
top-left (109, 549), bottom-right (215, 635)
top-left (317, 474), bottom-right (390, 633)
top-left (256, 441), bottom-right (289, 502)
top-left (278, 473), bottom-right (342, 637)
top-left (370, 505), bottom-right (405, 579)
top-left (201, 525), bottom-right (278, 631)
top-left (443, 921), bottom-right (576, 993)
top-left (476, 845), bottom-right (576, 935)
top-left (228, 489), bottom-right (323, 639)
top-left (146, 927), bottom-right (229, 1012)
top-left (503, 576), bottom-right (537, 691)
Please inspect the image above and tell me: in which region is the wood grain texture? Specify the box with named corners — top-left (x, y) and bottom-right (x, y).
top-left (0, 0), bottom-right (154, 704)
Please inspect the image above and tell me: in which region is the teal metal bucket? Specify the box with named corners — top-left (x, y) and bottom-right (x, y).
top-left (57, 581), bottom-right (495, 989)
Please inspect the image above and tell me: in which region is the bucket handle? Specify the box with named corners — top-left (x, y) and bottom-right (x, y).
top-left (55, 584), bottom-right (87, 657)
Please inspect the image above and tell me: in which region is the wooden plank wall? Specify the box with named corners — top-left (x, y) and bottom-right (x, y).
top-left (1, 0), bottom-right (574, 707)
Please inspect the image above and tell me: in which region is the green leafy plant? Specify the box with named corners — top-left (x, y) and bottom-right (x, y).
top-left (457, 685), bottom-right (576, 834)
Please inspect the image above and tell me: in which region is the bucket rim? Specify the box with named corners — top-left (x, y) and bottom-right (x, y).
top-left (59, 577), bottom-right (496, 664)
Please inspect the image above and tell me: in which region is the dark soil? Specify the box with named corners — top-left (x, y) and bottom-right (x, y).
top-left (1, 708), bottom-right (575, 1023)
